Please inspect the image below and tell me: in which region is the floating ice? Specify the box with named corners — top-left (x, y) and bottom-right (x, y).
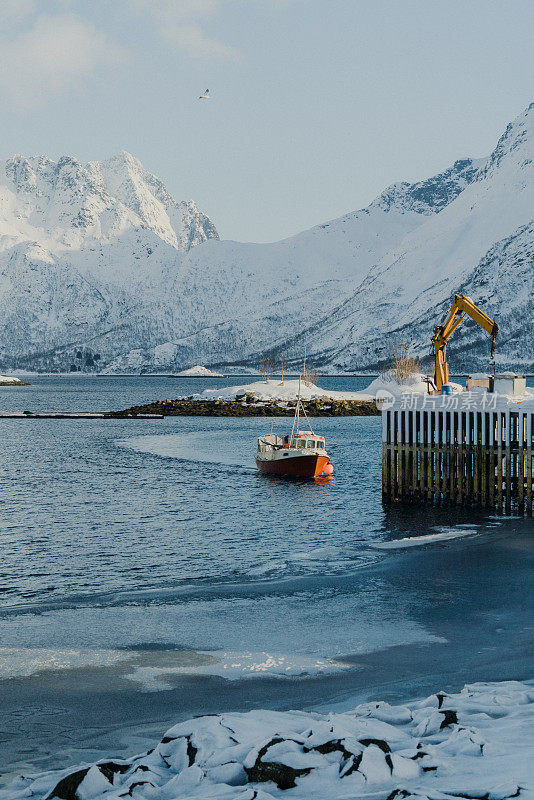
top-left (0, 647), bottom-right (127, 680)
top-left (371, 528), bottom-right (480, 549)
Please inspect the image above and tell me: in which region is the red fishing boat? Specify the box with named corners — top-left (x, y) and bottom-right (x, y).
top-left (256, 380), bottom-right (333, 478)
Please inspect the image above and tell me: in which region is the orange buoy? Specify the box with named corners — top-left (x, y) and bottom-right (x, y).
top-left (322, 463), bottom-right (334, 475)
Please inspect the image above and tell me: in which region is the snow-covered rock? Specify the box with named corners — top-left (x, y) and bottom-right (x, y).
top-left (3, 680), bottom-right (533, 800)
top-left (0, 374), bottom-right (24, 385)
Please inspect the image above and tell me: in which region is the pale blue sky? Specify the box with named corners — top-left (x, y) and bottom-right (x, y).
top-left (0, 0), bottom-right (533, 241)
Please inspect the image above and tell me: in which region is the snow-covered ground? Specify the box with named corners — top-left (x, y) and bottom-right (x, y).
top-left (186, 373), bottom-right (427, 403)
top-left (4, 680), bottom-right (533, 800)
top-left (186, 373), bottom-right (429, 402)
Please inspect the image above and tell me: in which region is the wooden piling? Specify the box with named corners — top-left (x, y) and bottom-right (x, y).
top-left (382, 395), bottom-right (533, 516)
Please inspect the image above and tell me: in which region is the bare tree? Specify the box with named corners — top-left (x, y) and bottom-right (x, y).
top-left (258, 358), bottom-right (273, 382)
top-left (303, 366), bottom-right (319, 387)
top-left (392, 341), bottom-right (421, 383)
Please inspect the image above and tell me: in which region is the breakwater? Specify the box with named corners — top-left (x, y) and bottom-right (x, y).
top-left (113, 395), bottom-right (379, 417)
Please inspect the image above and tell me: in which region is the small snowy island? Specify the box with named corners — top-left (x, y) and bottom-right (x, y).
top-left (177, 365), bottom-right (226, 377)
top-left (114, 373), bottom-right (433, 417)
top-left (0, 374), bottom-right (28, 386)
top-left (115, 377), bottom-right (390, 417)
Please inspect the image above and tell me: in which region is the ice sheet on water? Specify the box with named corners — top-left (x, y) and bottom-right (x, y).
top-left (0, 647), bottom-right (128, 679)
top-left (0, 590), bottom-right (445, 683)
top-left (244, 546), bottom-right (356, 578)
top-left (124, 650), bottom-right (351, 690)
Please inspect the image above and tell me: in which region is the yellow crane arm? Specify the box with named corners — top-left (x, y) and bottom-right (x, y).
top-left (432, 294), bottom-right (498, 392)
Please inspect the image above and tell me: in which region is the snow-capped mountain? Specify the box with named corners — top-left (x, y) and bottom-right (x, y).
top-left (0, 103), bottom-right (532, 374)
top-left (0, 151), bottom-right (219, 367)
top-left (287, 101), bottom-right (534, 373)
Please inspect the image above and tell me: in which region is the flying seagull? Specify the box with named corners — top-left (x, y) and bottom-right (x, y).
top-left (199, 89), bottom-right (210, 100)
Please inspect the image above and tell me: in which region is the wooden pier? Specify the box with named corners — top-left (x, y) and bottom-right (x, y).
top-left (0, 411), bottom-right (164, 419)
top-left (381, 391), bottom-right (533, 516)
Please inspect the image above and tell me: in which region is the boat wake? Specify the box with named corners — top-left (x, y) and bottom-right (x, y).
top-left (117, 433), bottom-right (253, 469)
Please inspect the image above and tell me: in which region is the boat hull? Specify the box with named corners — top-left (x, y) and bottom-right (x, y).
top-left (256, 454), bottom-right (330, 478)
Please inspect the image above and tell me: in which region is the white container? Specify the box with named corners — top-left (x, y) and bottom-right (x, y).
top-left (467, 374), bottom-right (491, 391)
top-left (493, 373), bottom-right (527, 397)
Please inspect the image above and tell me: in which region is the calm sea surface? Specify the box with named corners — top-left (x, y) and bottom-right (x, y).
top-left (0, 376), bottom-right (390, 609)
top-left (0, 376), bottom-right (532, 776)
top-left (0, 374), bottom-right (482, 608)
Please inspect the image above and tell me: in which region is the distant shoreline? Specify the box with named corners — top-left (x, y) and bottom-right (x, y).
top-left (6, 372), bottom-right (380, 378)
top-left (8, 372), bottom-right (534, 378)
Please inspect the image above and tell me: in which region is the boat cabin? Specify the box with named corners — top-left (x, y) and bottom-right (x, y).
top-left (257, 432), bottom-right (326, 453)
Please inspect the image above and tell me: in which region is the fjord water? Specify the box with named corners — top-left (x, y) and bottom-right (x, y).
top-left (0, 376), bottom-right (533, 777)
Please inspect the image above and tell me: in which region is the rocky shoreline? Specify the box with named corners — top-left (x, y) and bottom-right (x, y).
top-left (111, 396), bottom-right (380, 417)
top-left (4, 680), bottom-right (533, 800)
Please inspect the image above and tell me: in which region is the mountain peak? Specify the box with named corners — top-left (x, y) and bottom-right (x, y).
top-left (0, 150), bottom-right (219, 264)
top-left (85, 152), bottom-right (219, 251)
top-left (104, 150), bottom-right (144, 172)
top-left (478, 100), bottom-right (534, 179)
top-left (371, 157), bottom-right (481, 216)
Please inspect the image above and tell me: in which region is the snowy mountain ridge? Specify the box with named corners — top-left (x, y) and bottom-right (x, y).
top-left (1, 151), bottom-right (217, 256)
top-left (0, 102), bottom-right (532, 374)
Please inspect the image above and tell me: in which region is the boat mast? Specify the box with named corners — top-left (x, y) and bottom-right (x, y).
top-left (290, 375), bottom-right (301, 439)
top-left (299, 375), bottom-right (315, 436)
top-left (290, 373), bottom-right (315, 440)
top-left (297, 346), bottom-right (306, 437)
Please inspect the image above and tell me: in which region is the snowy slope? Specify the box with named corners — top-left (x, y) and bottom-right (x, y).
top-left (102, 159), bottom-right (481, 373)
top-left (0, 103), bottom-right (532, 373)
top-left (0, 152), bottom-right (219, 368)
top-left (284, 102), bottom-right (534, 373)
